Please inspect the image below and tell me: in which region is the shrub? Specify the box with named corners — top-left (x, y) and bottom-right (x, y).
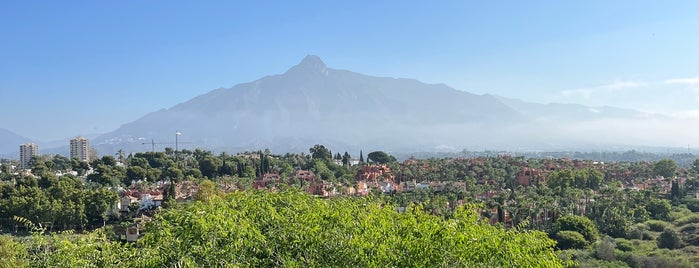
top-left (645, 220), bottom-right (669, 232)
top-left (657, 228), bottom-right (683, 249)
top-left (554, 215), bottom-right (599, 243)
top-left (674, 214), bottom-right (699, 226)
top-left (678, 223), bottom-right (699, 246)
top-left (681, 198), bottom-right (699, 213)
top-left (615, 238), bottom-right (634, 252)
top-left (626, 223), bottom-right (649, 240)
top-left (556, 231), bottom-right (589, 250)
top-left (594, 237), bottom-right (617, 261)
top-left (0, 235), bottom-right (28, 268)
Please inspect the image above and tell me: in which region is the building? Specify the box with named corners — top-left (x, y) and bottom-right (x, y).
top-left (70, 136), bottom-right (90, 162)
top-left (19, 143), bottom-right (38, 169)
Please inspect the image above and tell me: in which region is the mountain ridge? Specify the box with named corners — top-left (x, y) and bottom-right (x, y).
top-left (1, 55), bottom-right (657, 156)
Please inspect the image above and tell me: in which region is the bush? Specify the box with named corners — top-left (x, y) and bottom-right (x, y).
top-left (681, 198), bottom-right (699, 213)
top-left (556, 231), bottom-right (589, 250)
top-left (674, 214), bottom-right (699, 226)
top-left (615, 238), bottom-right (634, 252)
top-left (576, 259), bottom-right (631, 268)
top-left (626, 224), bottom-right (649, 240)
top-left (657, 228), bottom-right (683, 249)
top-left (554, 215), bottom-right (599, 243)
top-left (678, 223), bottom-right (699, 246)
top-left (594, 237), bottom-right (617, 261)
top-left (140, 191), bottom-right (564, 267)
top-left (645, 220), bottom-right (669, 232)
top-left (0, 235), bottom-right (28, 267)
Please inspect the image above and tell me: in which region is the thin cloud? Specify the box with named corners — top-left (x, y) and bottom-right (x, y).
top-left (665, 76), bottom-right (699, 86)
top-left (560, 80), bottom-right (646, 99)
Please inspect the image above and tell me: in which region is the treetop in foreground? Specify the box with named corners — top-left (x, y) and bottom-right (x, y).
top-left (139, 190), bottom-right (562, 267)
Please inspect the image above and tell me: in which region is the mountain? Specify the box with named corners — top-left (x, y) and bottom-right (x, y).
top-left (0, 128), bottom-right (31, 158)
top-left (93, 55), bottom-right (546, 154)
top-left (92, 55), bottom-right (657, 155)
top-left (492, 95), bottom-right (649, 122)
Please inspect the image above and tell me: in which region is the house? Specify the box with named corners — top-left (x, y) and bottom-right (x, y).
top-left (342, 186), bottom-right (356, 195)
top-left (308, 181), bottom-right (337, 198)
top-left (516, 167), bottom-right (543, 186)
top-left (295, 170), bottom-right (316, 182)
top-left (378, 181), bottom-right (395, 193)
top-left (399, 180), bottom-right (418, 192)
top-left (356, 181), bottom-right (369, 196)
top-left (119, 196), bottom-right (140, 212)
top-left (253, 173), bottom-right (281, 189)
top-left (356, 164), bottom-right (394, 182)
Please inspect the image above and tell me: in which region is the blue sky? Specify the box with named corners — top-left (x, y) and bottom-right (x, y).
top-left (2, 1), bottom-right (699, 140)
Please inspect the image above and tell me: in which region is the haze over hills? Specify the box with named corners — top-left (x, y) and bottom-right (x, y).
top-left (0, 128), bottom-right (31, 158)
top-left (0, 56), bottom-right (690, 157)
top-left (85, 55), bottom-right (656, 155)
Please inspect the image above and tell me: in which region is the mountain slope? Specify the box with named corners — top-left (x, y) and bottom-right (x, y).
top-left (95, 55), bottom-right (530, 153)
top-left (492, 95), bottom-right (649, 122)
top-left (0, 128), bottom-right (31, 157)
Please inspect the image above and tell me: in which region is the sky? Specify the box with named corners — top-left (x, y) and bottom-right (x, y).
top-left (1, 1), bottom-right (699, 141)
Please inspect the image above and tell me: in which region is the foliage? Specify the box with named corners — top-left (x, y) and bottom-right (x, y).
top-left (309, 144), bottom-right (332, 160)
top-left (653, 159), bottom-right (678, 178)
top-left (366, 151), bottom-right (396, 164)
top-left (139, 191), bottom-right (563, 267)
top-left (594, 236), bottom-right (617, 261)
top-left (553, 215), bottom-right (599, 244)
top-left (646, 199), bottom-right (672, 220)
top-left (646, 220), bottom-right (670, 232)
top-left (0, 235), bottom-right (28, 268)
top-left (657, 228), bottom-right (682, 250)
top-left (555, 231), bottom-right (588, 250)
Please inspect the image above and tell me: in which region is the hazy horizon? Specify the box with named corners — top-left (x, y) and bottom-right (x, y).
top-left (2, 1), bottom-right (699, 148)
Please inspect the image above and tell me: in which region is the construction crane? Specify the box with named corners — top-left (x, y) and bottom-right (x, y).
top-left (140, 131), bottom-right (192, 153)
top-left (141, 138), bottom-right (176, 153)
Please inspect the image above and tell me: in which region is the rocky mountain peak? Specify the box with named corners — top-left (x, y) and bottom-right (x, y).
top-left (285, 55), bottom-right (328, 75)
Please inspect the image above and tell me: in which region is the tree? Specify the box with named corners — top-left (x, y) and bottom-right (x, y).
top-left (670, 180), bottom-right (682, 201)
top-left (342, 152), bottom-right (351, 166)
top-left (309, 144), bottom-right (332, 160)
top-left (359, 150), bottom-right (364, 163)
top-left (85, 188), bottom-right (117, 226)
top-left (367, 151), bottom-right (396, 164)
top-left (194, 179), bottom-right (220, 201)
top-left (692, 158), bottom-right (699, 175)
top-left (646, 198), bottom-right (671, 220)
top-left (553, 215), bottom-right (599, 244)
top-left (100, 155), bottom-right (117, 166)
top-left (125, 166), bottom-right (147, 184)
top-left (199, 156), bottom-right (222, 179)
top-left (653, 159), bottom-right (678, 178)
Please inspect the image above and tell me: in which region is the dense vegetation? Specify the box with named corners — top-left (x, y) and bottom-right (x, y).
top-left (0, 146), bottom-right (698, 267)
top-left (1, 191), bottom-right (562, 267)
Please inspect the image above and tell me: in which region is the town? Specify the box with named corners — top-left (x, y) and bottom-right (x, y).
top-left (2, 138), bottom-right (699, 266)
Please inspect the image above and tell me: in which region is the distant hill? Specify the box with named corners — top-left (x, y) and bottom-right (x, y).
top-left (89, 55), bottom-right (657, 155)
top-left (0, 128), bottom-right (31, 158)
top-left (492, 95), bottom-right (649, 122)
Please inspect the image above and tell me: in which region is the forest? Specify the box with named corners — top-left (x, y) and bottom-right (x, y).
top-left (1, 145), bottom-right (698, 267)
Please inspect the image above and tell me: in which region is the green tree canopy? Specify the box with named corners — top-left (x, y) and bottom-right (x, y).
top-left (309, 144), bottom-right (332, 160)
top-left (653, 159), bottom-right (678, 178)
top-left (553, 215), bottom-right (599, 244)
top-left (367, 151), bottom-right (396, 164)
